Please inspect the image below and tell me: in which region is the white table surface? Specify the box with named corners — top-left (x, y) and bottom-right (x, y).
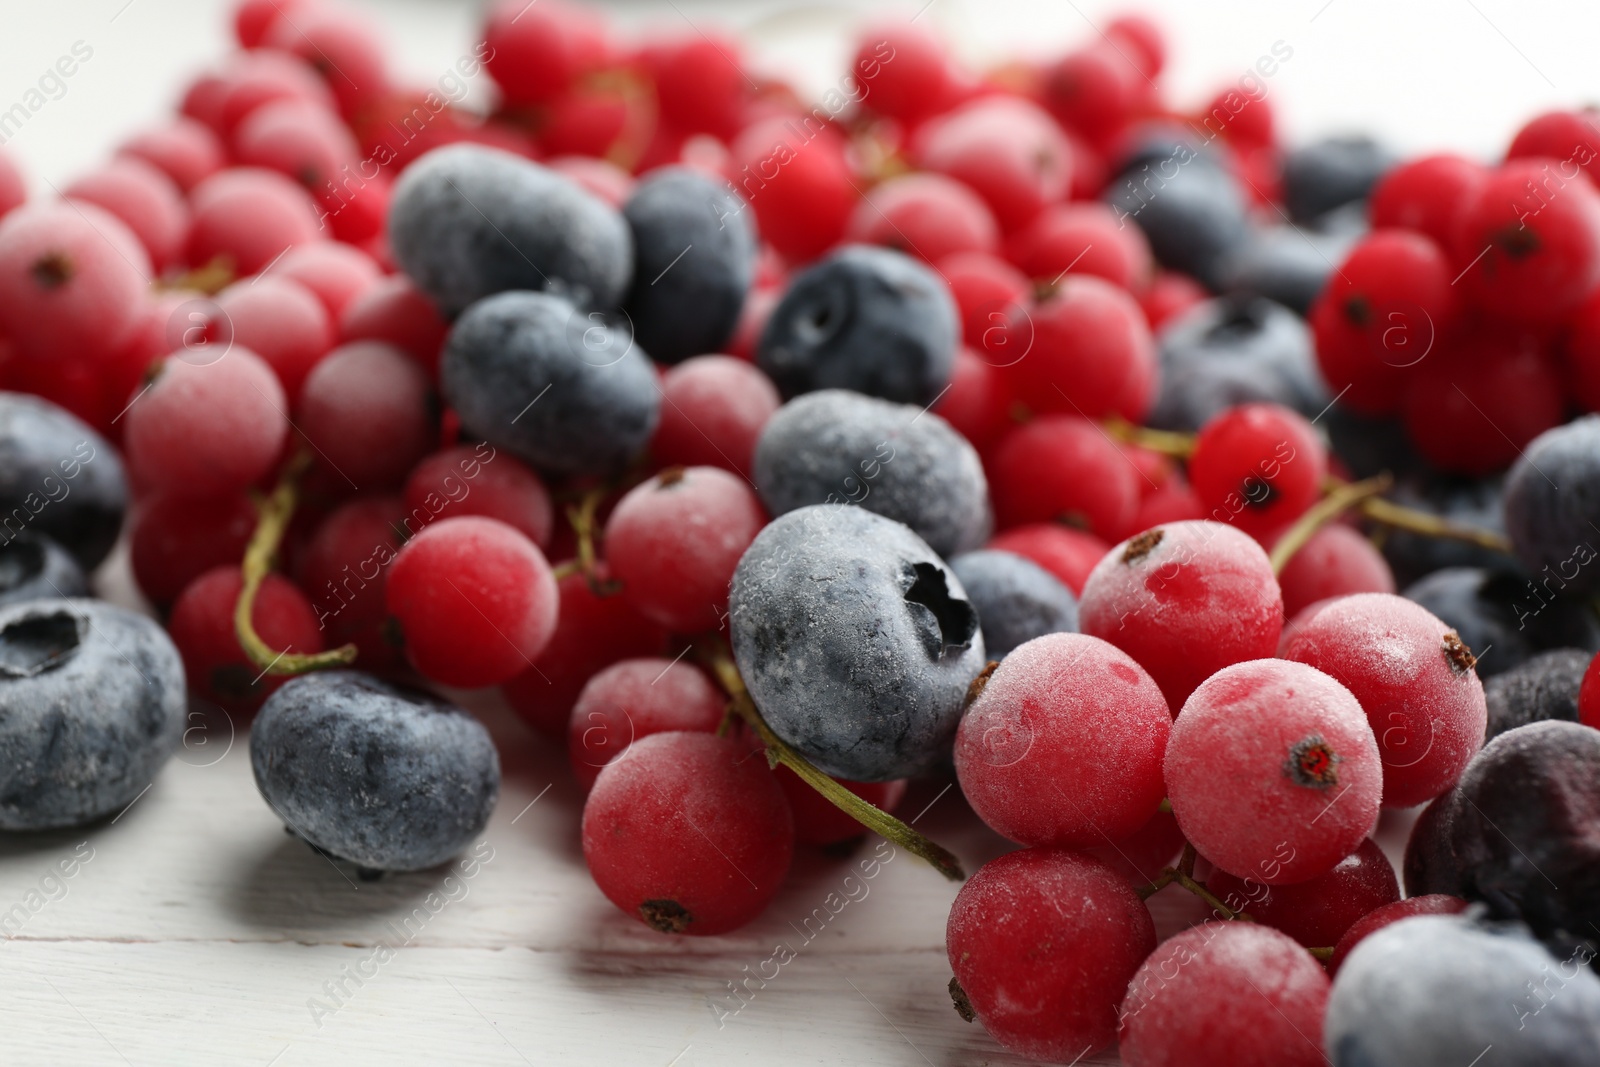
top-left (0, 1), bottom-right (1585, 1063)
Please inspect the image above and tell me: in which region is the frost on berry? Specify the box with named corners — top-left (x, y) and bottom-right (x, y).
top-left (1122, 527), bottom-right (1163, 563)
top-left (1284, 734), bottom-right (1340, 789)
top-left (1443, 630), bottom-right (1477, 674)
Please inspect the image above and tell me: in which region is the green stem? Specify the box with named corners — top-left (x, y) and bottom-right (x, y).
top-left (1270, 474), bottom-right (1393, 575)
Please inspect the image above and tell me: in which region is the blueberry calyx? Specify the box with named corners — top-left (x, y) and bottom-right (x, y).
top-left (903, 561), bottom-right (979, 659)
top-left (0, 609), bottom-right (84, 678)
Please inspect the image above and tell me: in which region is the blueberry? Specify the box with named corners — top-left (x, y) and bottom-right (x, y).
top-left (1217, 224), bottom-right (1353, 315)
top-left (1326, 914), bottom-right (1600, 1066)
top-left (1147, 295), bottom-right (1329, 431)
top-left (757, 244), bottom-right (958, 406)
top-left (1449, 721), bottom-right (1600, 960)
top-left (1322, 408), bottom-right (1421, 482)
top-left (0, 599), bottom-right (184, 830)
top-left (0, 533), bottom-right (86, 606)
top-left (752, 390), bottom-right (989, 558)
top-left (1484, 648), bottom-right (1589, 741)
top-left (621, 166), bottom-right (755, 364)
top-left (949, 550), bottom-right (1077, 660)
top-left (1281, 135), bottom-right (1396, 224)
top-left (1403, 787), bottom-right (1466, 898)
top-left (1402, 567), bottom-right (1600, 679)
top-left (441, 290), bottom-right (660, 477)
top-left (729, 505), bottom-right (986, 781)
top-left (1381, 477), bottom-right (1513, 586)
top-left (251, 671), bottom-right (500, 872)
top-left (1505, 415), bottom-right (1600, 599)
top-left (388, 144), bottom-right (633, 317)
top-left (0, 391), bottom-right (127, 571)
top-left (1103, 155), bottom-right (1250, 290)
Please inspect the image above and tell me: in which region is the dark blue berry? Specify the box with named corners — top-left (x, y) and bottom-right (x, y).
top-left (0, 392), bottom-right (126, 571)
top-left (752, 390), bottom-right (989, 558)
top-left (1484, 648), bottom-right (1588, 741)
top-left (251, 671), bottom-right (500, 872)
top-left (621, 166), bottom-right (755, 364)
top-left (1148, 295), bottom-right (1328, 430)
top-left (949, 550), bottom-right (1077, 660)
top-left (1103, 155), bottom-right (1251, 290)
top-left (1402, 567), bottom-right (1600, 679)
top-left (388, 144), bottom-right (633, 317)
top-left (1381, 476), bottom-right (1512, 585)
top-left (1322, 408), bottom-right (1422, 483)
top-left (1281, 135), bottom-right (1396, 225)
top-left (757, 245), bottom-right (958, 407)
top-left (0, 599), bottom-right (184, 830)
top-left (1327, 914), bottom-right (1600, 1067)
top-left (729, 505), bottom-right (986, 781)
top-left (441, 290), bottom-right (660, 477)
top-left (1217, 224), bottom-right (1353, 314)
top-left (1403, 788), bottom-right (1465, 898)
top-left (1504, 415), bottom-right (1600, 599)
top-left (0, 533), bottom-right (86, 606)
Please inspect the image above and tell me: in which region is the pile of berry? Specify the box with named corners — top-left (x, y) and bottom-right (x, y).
top-left (0, 0), bottom-right (1598, 1063)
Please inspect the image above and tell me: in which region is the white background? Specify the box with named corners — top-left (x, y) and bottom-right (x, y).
top-left (0, 2), bottom-right (1590, 1065)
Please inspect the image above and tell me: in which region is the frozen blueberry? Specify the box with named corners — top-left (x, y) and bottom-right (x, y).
top-left (1505, 415), bottom-right (1600, 599)
top-left (1484, 648), bottom-right (1588, 741)
top-left (1449, 721), bottom-right (1600, 957)
top-left (0, 533), bottom-right (87, 606)
top-left (251, 671), bottom-right (500, 872)
top-left (621, 166), bottom-right (755, 364)
top-left (441, 290), bottom-right (660, 477)
top-left (757, 244), bottom-right (958, 407)
top-left (729, 505), bottom-right (986, 781)
top-left (949, 550), bottom-right (1077, 660)
top-left (388, 144), bottom-right (633, 317)
top-left (0, 392), bottom-right (126, 571)
top-left (1103, 154), bottom-right (1250, 290)
top-left (1148, 295), bottom-right (1329, 430)
top-left (1381, 477), bottom-right (1513, 586)
top-left (1322, 408), bottom-right (1421, 483)
top-left (0, 599), bottom-right (185, 830)
top-left (1402, 567), bottom-right (1600, 679)
top-left (1217, 224), bottom-right (1353, 315)
top-left (1281, 135), bottom-right (1396, 225)
top-left (752, 390), bottom-right (990, 558)
top-left (1326, 914), bottom-right (1600, 1066)
top-left (1403, 788), bottom-right (1466, 898)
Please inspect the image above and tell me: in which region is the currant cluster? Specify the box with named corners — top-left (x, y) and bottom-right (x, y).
top-left (0, 0), bottom-right (1598, 1063)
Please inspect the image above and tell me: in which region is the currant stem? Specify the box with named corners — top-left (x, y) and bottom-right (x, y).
top-left (1135, 841), bottom-right (1253, 921)
top-left (701, 646), bottom-right (966, 882)
top-left (235, 452), bottom-right (359, 676)
top-left (1102, 416), bottom-right (1196, 458)
top-left (1269, 474), bottom-right (1393, 575)
top-left (1355, 493), bottom-right (1513, 552)
top-left (1307, 946), bottom-right (1335, 961)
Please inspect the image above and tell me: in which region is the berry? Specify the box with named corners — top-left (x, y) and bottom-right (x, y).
top-left (1120, 922), bottom-right (1330, 1067)
top-left (987, 416), bottom-right (1140, 539)
top-left (402, 444), bottom-right (551, 550)
top-left (1166, 658), bottom-right (1382, 884)
top-left (64, 157), bottom-right (189, 272)
top-left (124, 349), bottom-right (290, 499)
top-left (130, 492), bottom-right (258, 607)
top-left (185, 167), bottom-right (323, 276)
top-left (955, 632), bottom-right (1170, 846)
top-left (234, 0), bottom-right (310, 48)
top-left (932, 348), bottom-right (1013, 449)
top-left (581, 732), bottom-right (793, 936)
top-left (1004, 202), bottom-right (1153, 292)
top-left (913, 96), bottom-right (1072, 234)
top-left (267, 241), bottom-right (382, 321)
top-left (0, 201), bottom-right (149, 361)
top-left (650, 355), bottom-right (780, 478)
top-left (1078, 520), bottom-right (1283, 709)
top-left (294, 494), bottom-right (408, 670)
top-left (773, 768), bottom-right (907, 847)
top-left (441, 290), bottom-right (660, 477)
top-left (262, 7), bottom-right (391, 121)
top-left (1004, 274), bottom-right (1158, 421)
top-left (1103, 154), bottom-right (1250, 290)
top-left (0, 600), bottom-right (184, 830)
top-left (0, 533), bottom-right (87, 606)
top-left (1505, 416), bottom-right (1600, 598)
top-left (621, 167), bottom-right (755, 364)
top-left (1217, 224), bottom-right (1350, 316)
top-left (567, 658), bottom-right (725, 790)
top-left (231, 98), bottom-right (359, 192)
top-left (753, 390), bottom-right (988, 558)
top-left (1402, 567), bottom-right (1600, 680)
top-left (757, 244), bottom-right (958, 407)
top-left (1375, 475), bottom-right (1514, 586)
top-left (1150, 295), bottom-right (1326, 431)
top-left (1188, 402), bottom-right (1327, 538)
top-left (728, 116), bottom-right (856, 264)
top-left (1275, 524), bottom-right (1395, 618)
top-left (1206, 837), bottom-right (1400, 947)
top-left (937, 250), bottom-right (1030, 356)
top-left (385, 516), bottom-right (558, 688)
top-left (1326, 894), bottom-right (1469, 975)
top-left (118, 117), bottom-right (226, 193)
top-left (338, 274), bottom-right (448, 375)
top-left (603, 466), bottom-right (767, 634)
top-left (730, 505), bottom-right (985, 781)
top-left (1042, 44), bottom-right (1145, 143)
top-left (168, 565), bottom-right (324, 712)
top-left (252, 671), bottom-right (499, 871)
top-left (985, 525), bottom-right (1108, 596)
top-left (1484, 647), bottom-right (1588, 740)
top-left (1326, 915), bottom-right (1600, 1067)
top-left (1281, 135), bottom-right (1395, 224)
top-left (0, 392), bottom-right (128, 571)
top-left (213, 51), bottom-right (336, 137)
top-left (482, 0), bottom-right (609, 108)
top-left (1139, 270), bottom-right (1208, 331)
top-left (1505, 108), bottom-right (1600, 184)
top-left (948, 550), bottom-right (1078, 659)
top-left (1367, 152), bottom-right (1485, 249)
top-left (640, 33), bottom-right (748, 139)
top-left (947, 848), bottom-right (1155, 1061)
top-left (1582, 651), bottom-right (1600, 729)
top-left (852, 22), bottom-right (958, 126)
top-left (297, 341), bottom-right (437, 491)
top-left (388, 145), bottom-right (632, 317)
top-left (212, 274), bottom-right (335, 400)
top-left (846, 173), bottom-right (999, 265)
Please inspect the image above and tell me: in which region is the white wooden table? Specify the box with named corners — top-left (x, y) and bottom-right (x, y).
top-left (0, 1), bottom-right (1584, 1063)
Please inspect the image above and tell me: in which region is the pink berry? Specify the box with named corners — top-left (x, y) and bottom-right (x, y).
top-left (955, 633), bottom-right (1170, 847)
top-left (295, 494), bottom-right (409, 672)
top-left (338, 274), bottom-right (448, 377)
top-left (186, 167), bottom-right (323, 276)
top-left (567, 658), bottom-right (726, 791)
top-left (1166, 658), bottom-right (1382, 884)
top-left (118, 118), bottom-right (227, 193)
top-left (403, 444), bottom-right (553, 549)
top-left (1188, 403), bottom-right (1328, 539)
top-left (266, 241), bottom-right (382, 320)
top-left (296, 341), bottom-right (436, 490)
top-left (1326, 893), bottom-right (1469, 975)
top-left (1205, 836), bottom-right (1400, 947)
top-left (846, 172), bottom-right (1000, 264)
top-left (985, 524), bottom-right (1109, 595)
top-left (987, 415), bottom-right (1140, 538)
top-left (64, 158), bottom-right (190, 272)
top-left (213, 275), bottom-right (335, 400)
top-left (650, 355), bottom-right (780, 479)
top-left (1273, 523), bottom-right (1395, 618)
